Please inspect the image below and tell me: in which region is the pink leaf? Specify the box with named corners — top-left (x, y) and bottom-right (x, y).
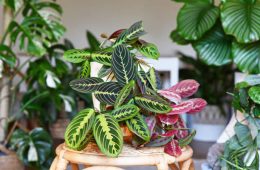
top-left (161, 129), bottom-right (178, 137)
top-left (166, 79), bottom-right (199, 98)
top-left (174, 117), bottom-right (188, 139)
top-left (145, 116), bottom-right (156, 134)
top-left (167, 101), bottom-right (193, 115)
top-left (164, 139), bottom-right (182, 157)
top-left (187, 98), bottom-right (207, 114)
top-left (157, 90), bottom-right (181, 104)
top-left (157, 114), bottom-right (179, 125)
top-left (151, 132), bottom-right (159, 140)
top-left (108, 29), bottom-right (126, 39)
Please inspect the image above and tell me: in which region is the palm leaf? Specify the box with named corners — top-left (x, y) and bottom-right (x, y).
top-left (69, 77), bottom-right (104, 93)
top-left (94, 82), bottom-right (121, 105)
top-left (114, 80), bottom-right (135, 108)
top-left (111, 104), bottom-right (139, 121)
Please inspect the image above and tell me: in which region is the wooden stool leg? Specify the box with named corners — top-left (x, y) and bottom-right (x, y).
top-left (50, 157), bottom-right (58, 170)
top-left (179, 159), bottom-right (194, 170)
top-left (71, 163), bottom-right (79, 170)
top-left (169, 163), bottom-right (179, 170)
top-left (156, 163), bottom-right (168, 170)
top-left (56, 151), bottom-right (69, 170)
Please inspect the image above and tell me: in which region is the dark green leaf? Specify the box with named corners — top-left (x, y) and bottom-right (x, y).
top-left (91, 51), bottom-right (112, 66)
top-left (0, 44), bottom-right (16, 67)
top-left (111, 104), bottom-right (139, 121)
top-left (94, 82), bottom-right (121, 105)
top-left (170, 29), bottom-right (190, 45)
top-left (98, 65), bottom-right (112, 78)
top-left (64, 49), bottom-right (91, 63)
top-left (179, 130), bottom-right (196, 147)
top-left (69, 77), bottom-right (104, 93)
top-left (86, 31), bottom-right (100, 51)
top-left (114, 80), bottom-right (135, 108)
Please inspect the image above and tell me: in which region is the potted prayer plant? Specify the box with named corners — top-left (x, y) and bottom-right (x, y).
top-left (63, 21), bottom-right (207, 157)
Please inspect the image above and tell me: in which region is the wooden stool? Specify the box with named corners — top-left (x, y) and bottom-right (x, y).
top-left (50, 143), bottom-right (194, 170)
top-left (83, 166), bottom-right (125, 170)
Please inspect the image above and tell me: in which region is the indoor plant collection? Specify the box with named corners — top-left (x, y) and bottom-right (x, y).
top-left (63, 21), bottom-right (207, 157)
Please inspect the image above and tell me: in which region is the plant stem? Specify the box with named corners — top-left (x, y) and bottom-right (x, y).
top-left (220, 157), bottom-right (246, 170)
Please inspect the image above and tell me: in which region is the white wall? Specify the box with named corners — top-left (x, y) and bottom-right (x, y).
top-left (58, 0), bottom-right (195, 57)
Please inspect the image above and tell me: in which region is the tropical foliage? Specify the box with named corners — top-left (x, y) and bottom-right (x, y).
top-left (221, 75), bottom-right (260, 169)
top-left (171, 0), bottom-right (260, 74)
top-left (64, 21), bottom-right (207, 157)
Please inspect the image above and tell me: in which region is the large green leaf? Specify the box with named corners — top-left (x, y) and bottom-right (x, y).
top-left (65, 109), bottom-right (95, 150)
top-left (79, 60), bottom-right (91, 78)
top-left (170, 29), bottom-right (189, 45)
top-left (94, 82), bottom-right (121, 105)
top-left (91, 51), bottom-right (112, 66)
top-left (249, 86), bottom-right (260, 104)
top-left (134, 94), bottom-right (171, 114)
top-left (64, 49), bottom-right (91, 63)
top-left (93, 113), bottom-right (123, 157)
top-left (113, 21), bottom-right (146, 47)
top-left (111, 104), bottom-right (139, 121)
top-left (126, 114), bottom-right (151, 141)
top-left (221, 0), bottom-right (260, 43)
top-left (112, 45), bottom-right (136, 86)
top-left (0, 44), bottom-right (16, 67)
top-left (69, 77), bottom-right (104, 93)
top-left (177, 1), bottom-right (219, 40)
top-left (193, 24), bottom-right (232, 66)
top-left (114, 80), bottom-right (135, 108)
top-left (232, 42), bottom-right (260, 74)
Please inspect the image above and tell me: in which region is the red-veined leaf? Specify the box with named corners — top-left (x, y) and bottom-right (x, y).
top-left (174, 117), bottom-right (188, 139)
top-left (109, 29), bottom-right (126, 40)
top-left (157, 114), bottom-right (179, 125)
top-left (160, 129), bottom-right (178, 137)
top-left (166, 79), bottom-right (199, 98)
top-left (157, 90), bottom-right (181, 104)
top-left (145, 116), bottom-right (156, 135)
top-left (167, 101), bottom-right (193, 115)
top-left (145, 136), bottom-right (172, 147)
top-left (151, 132), bottom-right (159, 140)
top-left (164, 139), bottom-right (182, 157)
top-left (187, 98), bottom-right (207, 114)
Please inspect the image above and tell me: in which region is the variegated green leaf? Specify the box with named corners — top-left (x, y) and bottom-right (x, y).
top-left (93, 114), bottom-right (123, 157)
top-left (80, 60), bottom-right (91, 78)
top-left (112, 45), bottom-right (136, 86)
top-left (126, 114), bottom-right (151, 141)
top-left (137, 43), bottom-right (160, 60)
top-left (111, 104), bottom-right (139, 121)
top-left (64, 49), bottom-right (91, 63)
top-left (91, 51), bottom-right (112, 66)
top-left (114, 80), bottom-right (135, 108)
top-left (70, 77), bottom-right (104, 93)
top-left (135, 94), bottom-right (171, 114)
top-left (65, 108), bottom-right (95, 150)
top-left (94, 82), bottom-right (121, 105)
top-left (113, 21), bottom-right (146, 47)
top-left (147, 68), bottom-right (157, 91)
top-left (249, 86), bottom-right (260, 104)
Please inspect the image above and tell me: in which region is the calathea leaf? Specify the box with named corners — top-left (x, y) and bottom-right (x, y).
top-left (170, 29), bottom-right (189, 45)
top-left (160, 129), bottom-right (178, 137)
top-left (64, 49), bottom-right (91, 63)
top-left (157, 114), bottom-right (179, 125)
top-left (65, 108), bottom-right (95, 150)
top-left (113, 21), bottom-right (146, 47)
top-left (114, 80), bottom-right (135, 108)
top-left (98, 65), bottom-right (112, 78)
top-left (145, 116), bottom-right (156, 135)
top-left (126, 114), bottom-right (151, 141)
top-left (221, 0), bottom-right (260, 43)
top-left (91, 51), bottom-right (112, 66)
top-left (177, 1), bottom-right (219, 40)
top-left (136, 41), bottom-right (160, 60)
top-left (147, 68), bottom-right (158, 91)
top-left (164, 139), bottom-right (182, 157)
top-left (187, 98), bottom-right (207, 114)
top-left (111, 104), bottom-right (139, 121)
top-left (157, 90), bottom-right (181, 104)
top-left (168, 101), bottom-right (193, 115)
top-left (109, 29), bottom-right (126, 40)
top-left (232, 41), bottom-right (260, 74)
top-left (145, 136), bottom-right (172, 147)
top-left (249, 86), bottom-right (260, 104)
top-left (193, 24), bottom-right (233, 66)
top-left (93, 113), bottom-right (123, 157)
top-left (94, 82), bottom-right (121, 105)
top-left (174, 117), bottom-right (188, 139)
top-left (69, 77), bottom-right (104, 93)
top-left (179, 130), bottom-right (196, 147)
top-left (112, 45), bottom-right (136, 86)
top-left (135, 94), bottom-right (171, 114)
top-left (80, 60), bottom-right (91, 78)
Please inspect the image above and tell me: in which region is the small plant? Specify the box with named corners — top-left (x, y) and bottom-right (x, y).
top-left (64, 21), bottom-right (207, 157)
top-left (221, 75), bottom-right (260, 169)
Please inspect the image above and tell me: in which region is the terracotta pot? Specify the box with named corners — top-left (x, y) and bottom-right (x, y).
top-left (50, 118), bottom-right (70, 139)
top-left (120, 125), bottom-right (132, 143)
top-left (0, 153), bottom-right (24, 170)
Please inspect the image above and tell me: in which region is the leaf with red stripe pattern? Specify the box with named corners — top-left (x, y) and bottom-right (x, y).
top-left (164, 139), bottom-right (182, 157)
top-left (157, 90), bottom-right (181, 104)
top-left (145, 116), bottom-right (156, 135)
top-left (187, 98), bottom-right (207, 114)
top-left (160, 129), bottom-right (178, 137)
top-left (167, 101), bottom-right (193, 115)
top-left (166, 79), bottom-right (199, 98)
top-left (157, 114), bottom-right (179, 125)
top-left (174, 117), bottom-right (188, 139)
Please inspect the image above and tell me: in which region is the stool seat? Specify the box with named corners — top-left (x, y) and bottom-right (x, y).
top-left (50, 143), bottom-right (194, 170)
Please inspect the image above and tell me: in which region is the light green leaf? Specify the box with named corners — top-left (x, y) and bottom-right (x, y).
top-left (134, 94), bottom-right (171, 114)
top-left (179, 130), bottom-right (196, 147)
top-left (114, 80), bottom-right (135, 108)
top-left (64, 49), bottom-right (91, 63)
top-left (177, 1), bottom-right (219, 40)
top-left (111, 104), bottom-right (139, 121)
top-left (80, 60), bottom-right (91, 78)
top-left (193, 24), bottom-right (232, 66)
top-left (249, 86), bottom-right (260, 104)
top-left (112, 45), bottom-right (136, 86)
top-left (147, 68), bottom-right (157, 91)
top-left (232, 41), bottom-right (260, 74)
top-left (91, 51), bottom-right (112, 66)
top-left (65, 109), bottom-right (95, 150)
top-left (69, 77), bottom-right (104, 93)
top-left (221, 0), bottom-right (260, 43)
top-left (93, 113), bottom-right (123, 157)
top-left (126, 114), bottom-right (151, 141)
top-left (94, 82), bottom-right (121, 105)
top-left (137, 42), bottom-right (160, 60)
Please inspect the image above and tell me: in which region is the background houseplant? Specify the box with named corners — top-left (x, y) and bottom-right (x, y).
top-left (63, 21), bottom-right (207, 157)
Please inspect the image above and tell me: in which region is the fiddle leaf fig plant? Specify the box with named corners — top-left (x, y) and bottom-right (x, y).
top-left (64, 21), bottom-right (207, 157)
top-left (171, 0), bottom-right (260, 73)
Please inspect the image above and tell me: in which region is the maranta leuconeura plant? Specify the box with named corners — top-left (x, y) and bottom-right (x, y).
top-left (64, 21), bottom-right (207, 157)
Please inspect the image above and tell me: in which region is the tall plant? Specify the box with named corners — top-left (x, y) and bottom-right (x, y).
top-left (171, 0), bottom-right (260, 74)
top-left (63, 21), bottom-right (207, 157)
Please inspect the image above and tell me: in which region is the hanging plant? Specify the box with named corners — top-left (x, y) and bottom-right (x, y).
top-left (64, 21), bottom-right (207, 157)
